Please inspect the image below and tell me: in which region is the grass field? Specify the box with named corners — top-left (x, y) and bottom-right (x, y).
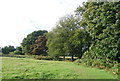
top-left (1, 57), bottom-right (118, 79)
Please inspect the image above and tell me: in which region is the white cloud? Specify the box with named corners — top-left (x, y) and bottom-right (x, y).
top-left (0, 0), bottom-right (85, 47)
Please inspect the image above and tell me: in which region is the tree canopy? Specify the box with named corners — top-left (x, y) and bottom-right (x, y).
top-left (2, 45), bottom-right (15, 54)
top-left (30, 36), bottom-right (48, 55)
top-left (46, 15), bottom-right (91, 60)
top-left (76, 2), bottom-right (120, 62)
top-left (21, 30), bottom-right (48, 55)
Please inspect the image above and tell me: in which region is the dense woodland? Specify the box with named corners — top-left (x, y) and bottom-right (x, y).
top-left (1, 1), bottom-right (120, 75)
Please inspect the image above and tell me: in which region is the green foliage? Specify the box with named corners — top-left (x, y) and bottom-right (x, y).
top-left (76, 2), bottom-right (120, 62)
top-left (70, 29), bottom-right (91, 58)
top-left (46, 15), bottom-right (90, 60)
top-left (74, 2), bottom-right (120, 77)
top-left (75, 59), bottom-right (119, 75)
top-left (30, 36), bottom-right (48, 55)
top-left (21, 30), bottom-right (48, 55)
top-left (46, 30), bottom-right (64, 59)
top-left (2, 46), bottom-right (9, 54)
top-left (2, 45), bottom-right (15, 54)
top-left (9, 52), bottom-right (14, 54)
top-left (16, 47), bottom-right (22, 51)
top-left (33, 55), bottom-right (54, 60)
top-left (14, 47), bottom-right (23, 55)
top-left (14, 50), bottom-right (22, 55)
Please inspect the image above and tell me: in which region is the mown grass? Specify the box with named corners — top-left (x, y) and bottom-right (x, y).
top-left (1, 57), bottom-right (118, 79)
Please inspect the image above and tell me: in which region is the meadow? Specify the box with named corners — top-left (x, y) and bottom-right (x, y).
top-left (1, 57), bottom-right (118, 79)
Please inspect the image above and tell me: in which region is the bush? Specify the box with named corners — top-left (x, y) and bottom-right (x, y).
top-left (111, 63), bottom-right (120, 75)
top-left (75, 59), bottom-right (93, 66)
top-left (75, 59), bottom-right (119, 76)
top-left (33, 55), bottom-right (54, 60)
top-left (75, 59), bottom-right (82, 65)
top-left (9, 52), bottom-right (14, 54)
top-left (14, 50), bottom-right (23, 55)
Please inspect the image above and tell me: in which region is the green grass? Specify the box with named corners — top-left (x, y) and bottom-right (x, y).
top-left (1, 57), bottom-right (118, 79)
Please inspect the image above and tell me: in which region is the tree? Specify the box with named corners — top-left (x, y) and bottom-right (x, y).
top-left (16, 47), bottom-right (22, 51)
top-left (21, 30), bottom-right (48, 55)
top-left (14, 47), bottom-right (23, 55)
top-left (2, 46), bottom-right (10, 54)
top-left (70, 29), bottom-right (91, 59)
top-left (46, 14), bottom-right (90, 61)
top-left (30, 36), bottom-right (48, 55)
top-left (8, 46), bottom-right (16, 52)
top-left (46, 29), bottom-right (65, 59)
top-left (2, 45), bottom-right (15, 54)
top-left (77, 2), bottom-right (120, 62)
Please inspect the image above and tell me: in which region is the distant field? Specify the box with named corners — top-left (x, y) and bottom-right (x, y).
top-left (2, 57), bottom-right (118, 79)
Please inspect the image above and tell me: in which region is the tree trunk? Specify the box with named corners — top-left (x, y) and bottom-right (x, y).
top-left (78, 54), bottom-right (83, 59)
top-left (71, 55), bottom-right (74, 61)
top-left (63, 56), bottom-right (65, 60)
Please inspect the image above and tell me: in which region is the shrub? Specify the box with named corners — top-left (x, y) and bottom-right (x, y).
top-left (9, 52), bottom-right (14, 54)
top-left (14, 50), bottom-right (23, 55)
top-left (75, 59), bottom-right (82, 65)
top-left (75, 59), bottom-right (119, 76)
top-left (33, 55), bottom-right (54, 60)
top-left (75, 59), bottom-right (93, 66)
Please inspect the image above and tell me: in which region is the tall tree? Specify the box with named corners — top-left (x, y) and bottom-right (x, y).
top-left (46, 28), bottom-right (65, 59)
top-left (77, 2), bottom-right (120, 62)
top-left (46, 14), bottom-right (90, 61)
top-left (30, 36), bottom-right (48, 55)
top-left (70, 29), bottom-right (91, 59)
top-left (21, 30), bottom-right (48, 55)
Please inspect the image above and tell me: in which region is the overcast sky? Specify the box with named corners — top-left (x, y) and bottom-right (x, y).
top-left (0, 0), bottom-right (87, 47)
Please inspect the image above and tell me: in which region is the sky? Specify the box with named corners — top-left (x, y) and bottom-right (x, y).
top-left (0, 0), bottom-right (87, 47)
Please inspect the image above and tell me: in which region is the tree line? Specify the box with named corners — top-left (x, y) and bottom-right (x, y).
top-left (1, 46), bottom-right (22, 55)
top-left (1, 2), bottom-right (120, 63)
